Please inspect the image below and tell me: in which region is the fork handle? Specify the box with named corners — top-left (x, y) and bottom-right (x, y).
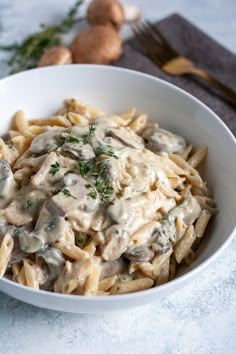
top-left (188, 66), bottom-right (236, 106)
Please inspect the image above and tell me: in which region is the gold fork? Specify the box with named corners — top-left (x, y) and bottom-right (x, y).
top-left (133, 21), bottom-right (236, 106)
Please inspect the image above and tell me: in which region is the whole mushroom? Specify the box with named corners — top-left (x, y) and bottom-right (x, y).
top-left (70, 25), bottom-right (122, 64)
top-left (87, 0), bottom-right (124, 30)
top-left (87, 0), bottom-right (141, 28)
top-left (37, 46), bottom-right (72, 67)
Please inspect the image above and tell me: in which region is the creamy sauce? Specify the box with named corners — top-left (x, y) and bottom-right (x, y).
top-left (0, 103), bottom-right (209, 293)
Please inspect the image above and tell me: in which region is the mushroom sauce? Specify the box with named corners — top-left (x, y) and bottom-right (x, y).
top-left (0, 99), bottom-right (217, 295)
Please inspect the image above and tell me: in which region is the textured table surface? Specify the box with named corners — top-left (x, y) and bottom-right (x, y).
top-left (0, 1), bottom-right (236, 354)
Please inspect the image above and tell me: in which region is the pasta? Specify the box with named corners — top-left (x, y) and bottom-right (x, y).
top-left (0, 99), bottom-right (218, 296)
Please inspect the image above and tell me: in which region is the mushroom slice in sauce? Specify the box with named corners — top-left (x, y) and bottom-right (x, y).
top-left (110, 127), bottom-right (144, 149)
top-left (101, 225), bottom-right (129, 261)
top-left (0, 160), bottom-right (17, 203)
top-left (36, 247), bottom-right (65, 290)
top-left (142, 125), bottom-right (186, 154)
top-left (19, 201), bottom-right (66, 253)
top-left (4, 189), bottom-right (47, 226)
top-left (124, 246), bottom-right (154, 262)
top-left (62, 142), bottom-right (95, 160)
top-left (170, 197), bottom-right (201, 225)
top-left (100, 259), bottom-right (127, 279)
top-left (52, 173), bottom-right (100, 215)
top-left (30, 130), bottom-right (63, 155)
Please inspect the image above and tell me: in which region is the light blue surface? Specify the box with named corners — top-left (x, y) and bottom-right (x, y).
top-left (0, 1), bottom-right (236, 354)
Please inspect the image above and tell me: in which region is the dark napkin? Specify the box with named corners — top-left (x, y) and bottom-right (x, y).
top-left (114, 14), bottom-right (236, 135)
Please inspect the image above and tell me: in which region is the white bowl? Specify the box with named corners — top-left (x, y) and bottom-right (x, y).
top-left (0, 65), bottom-right (235, 313)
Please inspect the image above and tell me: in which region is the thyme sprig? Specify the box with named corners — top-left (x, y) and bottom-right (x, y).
top-left (0, 0), bottom-right (84, 74)
top-left (78, 160), bottom-right (114, 203)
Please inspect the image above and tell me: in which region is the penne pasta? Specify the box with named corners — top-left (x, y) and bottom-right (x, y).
top-left (110, 278), bottom-right (154, 295)
top-left (187, 145), bottom-right (207, 168)
top-left (0, 99), bottom-right (217, 295)
top-left (174, 226), bottom-right (196, 263)
top-left (0, 233), bottom-right (14, 276)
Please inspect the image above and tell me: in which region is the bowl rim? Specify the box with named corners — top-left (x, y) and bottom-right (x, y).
top-left (0, 64), bottom-right (235, 303)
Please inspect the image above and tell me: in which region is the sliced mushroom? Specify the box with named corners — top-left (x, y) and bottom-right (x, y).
top-left (52, 173), bottom-right (100, 214)
top-left (101, 224), bottom-right (129, 261)
top-left (151, 214), bottom-right (177, 254)
top-left (36, 247), bottom-right (65, 290)
top-left (103, 136), bottom-right (125, 149)
top-left (106, 199), bottom-right (133, 224)
top-left (19, 201), bottom-right (66, 253)
top-left (124, 246), bottom-right (154, 262)
top-left (9, 233), bottom-right (28, 265)
top-left (0, 160), bottom-right (17, 203)
top-left (142, 125), bottom-right (186, 154)
top-left (170, 197), bottom-right (201, 225)
top-left (4, 189), bottom-right (47, 226)
top-left (62, 143), bottom-right (95, 160)
top-left (94, 117), bottom-right (117, 134)
top-left (110, 127), bottom-right (144, 149)
top-left (100, 258), bottom-right (127, 279)
top-left (30, 130), bottom-right (62, 155)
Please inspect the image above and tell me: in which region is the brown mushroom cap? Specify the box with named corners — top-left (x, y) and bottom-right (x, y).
top-left (37, 46), bottom-right (72, 67)
top-left (70, 25), bottom-right (122, 65)
top-left (87, 0), bottom-right (124, 30)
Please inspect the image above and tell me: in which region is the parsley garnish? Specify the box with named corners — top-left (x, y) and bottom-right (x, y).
top-left (96, 145), bottom-right (118, 159)
top-left (62, 188), bottom-right (77, 199)
top-left (8, 144), bottom-right (15, 150)
top-left (50, 162), bottom-right (60, 176)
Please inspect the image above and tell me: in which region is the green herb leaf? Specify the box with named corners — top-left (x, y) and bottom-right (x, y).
top-left (50, 162), bottom-right (60, 176)
top-left (62, 188), bottom-right (77, 199)
top-left (24, 200), bottom-right (33, 210)
top-left (0, 0), bottom-right (84, 74)
top-left (96, 145), bottom-right (118, 159)
top-left (85, 184), bottom-right (97, 199)
top-left (75, 232), bottom-right (84, 245)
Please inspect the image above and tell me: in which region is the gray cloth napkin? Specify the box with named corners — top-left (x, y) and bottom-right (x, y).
top-left (114, 14), bottom-right (236, 135)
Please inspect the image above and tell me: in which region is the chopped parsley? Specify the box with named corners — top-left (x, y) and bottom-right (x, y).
top-left (8, 144), bottom-right (15, 150)
top-left (50, 162), bottom-right (60, 176)
top-left (96, 145), bottom-right (118, 159)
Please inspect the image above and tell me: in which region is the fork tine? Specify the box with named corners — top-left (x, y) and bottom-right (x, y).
top-left (132, 26), bottom-right (164, 66)
top-left (146, 21), bottom-right (178, 57)
top-left (133, 23), bottom-right (173, 65)
top-left (140, 22), bottom-right (173, 62)
top-left (132, 25), bottom-right (166, 66)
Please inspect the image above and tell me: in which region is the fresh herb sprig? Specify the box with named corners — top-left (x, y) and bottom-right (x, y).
top-left (85, 184), bottom-right (97, 200)
top-left (62, 188), bottom-right (77, 199)
top-left (50, 162), bottom-right (60, 176)
top-left (0, 0), bottom-right (84, 74)
top-left (78, 159), bottom-right (114, 203)
top-left (96, 145), bottom-right (118, 159)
